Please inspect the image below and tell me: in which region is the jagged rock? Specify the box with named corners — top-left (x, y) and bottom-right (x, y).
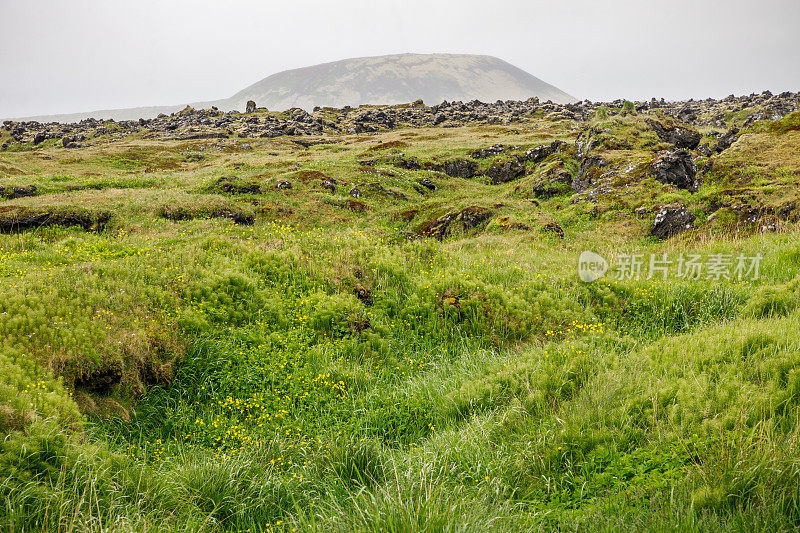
top-left (715, 127), bottom-right (740, 153)
top-left (420, 206), bottom-right (493, 240)
top-left (456, 206), bottom-right (493, 228)
top-left (645, 118), bottom-right (701, 149)
top-left (524, 140), bottom-right (565, 163)
top-left (652, 150), bottom-right (700, 192)
top-left (421, 212), bottom-right (457, 240)
top-left (485, 158), bottom-right (526, 184)
top-left (651, 205), bottom-right (696, 239)
top-left (3, 91), bottom-right (797, 151)
top-left (275, 180), bottom-right (292, 190)
top-left (526, 166), bottom-right (572, 198)
top-left (572, 154), bottom-right (608, 193)
top-left (676, 106), bottom-right (698, 124)
top-left (471, 144), bottom-right (508, 159)
top-left (441, 159), bottom-right (478, 179)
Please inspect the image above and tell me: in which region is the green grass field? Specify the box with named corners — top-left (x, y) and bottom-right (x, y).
top-left (2, 108), bottom-right (800, 531)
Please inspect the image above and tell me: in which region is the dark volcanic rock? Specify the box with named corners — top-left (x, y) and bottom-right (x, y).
top-left (485, 158), bottom-right (526, 184)
top-left (245, 100), bottom-right (257, 113)
top-left (715, 127), bottom-right (740, 153)
top-left (441, 158), bottom-right (478, 179)
top-left (572, 154), bottom-right (608, 193)
top-left (471, 144), bottom-right (508, 159)
top-left (420, 206), bottom-right (493, 240)
top-left (652, 150), bottom-right (699, 192)
top-left (527, 166), bottom-right (572, 198)
top-left (0, 185), bottom-right (37, 200)
top-left (456, 206), bottom-right (493, 228)
top-left (524, 140), bottom-right (565, 163)
top-left (421, 212), bottom-right (458, 240)
top-left (388, 155), bottom-right (422, 170)
top-left (645, 118), bottom-right (701, 149)
top-left (651, 205), bottom-right (696, 239)
top-left (275, 180), bottom-right (292, 190)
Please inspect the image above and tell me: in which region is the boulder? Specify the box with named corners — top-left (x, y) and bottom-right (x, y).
top-left (524, 140), bottom-right (565, 163)
top-left (651, 205), bottom-right (696, 239)
top-left (645, 118), bottom-right (701, 149)
top-left (441, 158), bottom-right (478, 179)
top-left (485, 158), bottom-right (526, 184)
top-left (245, 100), bottom-right (257, 114)
top-left (572, 154), bottom-right (608, 193)
top-left (715, 127), bottom-right (739, 153)
top-left (652, 150), bottom-right (700, 192)
top-left (456, 206), bottom-right (493, 228)
top-left (471, 144), bottom-right (507, 159)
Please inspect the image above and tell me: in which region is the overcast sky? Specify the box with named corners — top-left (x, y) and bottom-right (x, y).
top-left (1, 0), bottom-right (798, 118)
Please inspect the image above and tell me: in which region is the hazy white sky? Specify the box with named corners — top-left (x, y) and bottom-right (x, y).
top-left (1, 0), bottom-right (798, 118)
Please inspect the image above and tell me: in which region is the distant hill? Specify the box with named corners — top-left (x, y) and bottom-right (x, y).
top-left (222, 53), bottom-right (576, 111)
top-left (9, 54), bottom-right (576, 123)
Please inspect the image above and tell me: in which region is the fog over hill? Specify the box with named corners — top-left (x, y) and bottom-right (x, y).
top-left (11, 54), bottom-right (576, 123)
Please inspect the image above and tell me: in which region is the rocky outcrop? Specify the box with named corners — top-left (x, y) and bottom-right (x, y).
top-left (485, 158), bottom-right (526, 184)
top-left (572, 155), bottom-right (608, 193)
top-left (471, 144), bottom-right (509, 159)
top-left (2, 91), bottom-right (798, 151)
top-left (440, 159), bottom-right (478, 179)
top-left (645, 118), bottom-right (701, 149)
top-left (652, 150), bottom-right (700, 192)
top-left (651, 205), bottom-right (696, 239)
top-left (523, 140), bottom-right (565, 163)
top-left (420, 206), bottom-right (493, 240)
top-left (715, 127), bottom-right (740, 153)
